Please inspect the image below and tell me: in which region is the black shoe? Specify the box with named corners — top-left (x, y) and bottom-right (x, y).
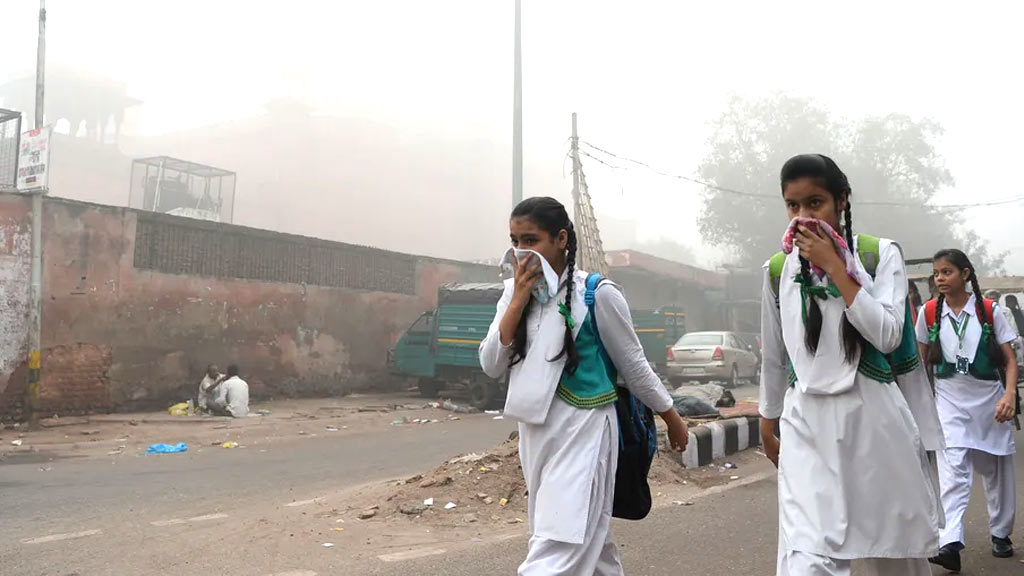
top-left (992, 535), bottom-right (1014, 558)
top-left (929, 543), bottom-right (962, 573)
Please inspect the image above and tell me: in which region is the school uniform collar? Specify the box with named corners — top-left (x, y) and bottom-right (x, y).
top-left (942, 293), bottom-right (977, 318)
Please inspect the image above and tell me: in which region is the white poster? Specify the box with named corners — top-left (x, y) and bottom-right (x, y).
top-left (16, 126), bottom-right (51, 193)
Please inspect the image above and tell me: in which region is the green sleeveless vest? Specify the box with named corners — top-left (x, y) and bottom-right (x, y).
top-left (770, 234), bottom-right (920, 386)
top-left (556, 310), bottom-right (619, 409)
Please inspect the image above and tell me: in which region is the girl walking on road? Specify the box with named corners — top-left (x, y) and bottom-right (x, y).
top-left (479, 197), bottom-right (690, 575)
top-left (918, 249), bottom-right (1018, 573)
top-left (759, 154), bottom-right (940, 576)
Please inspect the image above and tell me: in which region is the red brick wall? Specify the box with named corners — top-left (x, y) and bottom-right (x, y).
top-left (0, 194), bottom-right (494, 417)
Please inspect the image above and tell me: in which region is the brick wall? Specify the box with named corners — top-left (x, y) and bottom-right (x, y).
top-left (0, 194), bottom-right (496, 417)
top-left (0, 195), bottom-right (31, 420)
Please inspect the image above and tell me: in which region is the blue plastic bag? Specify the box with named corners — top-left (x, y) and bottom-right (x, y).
top-left (146, 442), bottom-right (188, 454)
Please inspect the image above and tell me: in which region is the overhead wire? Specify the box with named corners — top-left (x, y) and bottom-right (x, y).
top-left (578, 140), bottom-right (1024, 210)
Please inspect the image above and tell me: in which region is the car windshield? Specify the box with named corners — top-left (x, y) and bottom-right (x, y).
top-left (675, 333), bottom-right (723, 347)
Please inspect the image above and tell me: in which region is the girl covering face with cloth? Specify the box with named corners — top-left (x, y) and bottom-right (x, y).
top-left (760, 154), bottom-right (940, 576)
top-left (479, 196), bottom-right (689, 575)
top-left (916, 249), bottom-right (1018, 572)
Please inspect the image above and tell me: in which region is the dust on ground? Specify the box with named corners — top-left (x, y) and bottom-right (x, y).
top-left (0, 393), bottom-right (469, 463)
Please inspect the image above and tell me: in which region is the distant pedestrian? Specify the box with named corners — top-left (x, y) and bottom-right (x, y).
top-left (197, 364), bottom-right (224, 412)
top-left (207, 364), bottom-right (249, 418)
top-left (479, 197), bottom-right (689, 575)
top-left (920, 250), bottom-right (1018, 572)
top-left (760, 154), bottom-right (939, 576)
top-left (1005, 294), bottom-right (1024, 339)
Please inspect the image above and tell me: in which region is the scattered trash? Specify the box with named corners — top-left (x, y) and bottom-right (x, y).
top-left (335, 519), bottom-right (346, 524)
top-left (724, 462), bottom-right (738, 469)
top-left (129, 419), bottom-right (139, 426)
top-left (321, 543), bottom-right (335, 548)
top-left (444, 502), bottom-right (457, 510)
top-left (358, 509), bottom-right (377, 520)
top-left (483, 497), bottom-right (494, 505)
top-left (508, 518), bottom-right (524, 524)
top-left (419, 476), bottom-right (452, 489)
top-left (221, 441), bottom-right (239, 449)
top-left (325, 426), bottom-right (339, 432)
top-left (730, 475), bottom-right (740, 480)
top-left (10, 439), bottom-right (22, 446)
top-left (390, 420), bottom-right (405, 427)
top-left (485, 410), bottom-right (501, 415)
top-left (424, 498), bottom-right (434, 507)
top-left (167, 402), bottom-right (191, 416)
top-left (39, 466), bottom-right (52, 472)
top-left (499, 498), bottom-right (509, 507)
top-left (476, 493), bottom-right (489, 500)
top-left (107, 447), bottom-right (125, 456)
top-left (673, 396), bottom-right (720, 418)
top-left (257, 409), bottom-right (272, 415)
top-left (673, 501), bottom-right (695, 506)
top-left (146, 442), bottom-right (188, 454)
top-left (449, 453), bottom-right (484, 465)
top-left (80, 429), bottom-right (101, 436)
top-left (492, 416), bottom-right (504, 420)
top-left (333, 527), bottom-right (345, 532)
top-left (441, 399), bottom-right (479, 414)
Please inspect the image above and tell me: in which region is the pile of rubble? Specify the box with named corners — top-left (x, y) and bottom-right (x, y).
top-left (375, 435), bottom-right (528, 526)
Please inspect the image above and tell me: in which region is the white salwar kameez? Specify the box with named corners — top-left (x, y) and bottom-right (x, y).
top-left (480, 270), bottom-right (673, 576)
top-left (914, 294), bottom-right (1017, 547)
top-left (761, 238), bottom-right (940, 576)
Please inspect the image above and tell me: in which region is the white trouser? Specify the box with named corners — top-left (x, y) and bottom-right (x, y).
top-left (518, 419), bottom-right (622, 576)
top-left (777, 550), bottom-right (932, 576)
top-left (938, 447), bottom-right (1016, 546)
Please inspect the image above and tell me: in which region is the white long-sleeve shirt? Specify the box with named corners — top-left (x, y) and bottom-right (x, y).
top-left (479, 272), bottom-right (671, 425)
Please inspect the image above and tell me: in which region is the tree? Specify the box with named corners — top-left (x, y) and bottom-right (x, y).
top-left (698, 95), bottom-right (1004, 274)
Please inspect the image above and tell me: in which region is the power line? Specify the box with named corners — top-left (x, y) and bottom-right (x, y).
top-left (578, 140), bottom-right (1024, 210)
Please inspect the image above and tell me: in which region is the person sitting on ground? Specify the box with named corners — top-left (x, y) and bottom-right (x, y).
top-left (207, 365), bottom-right (250, 418)
top-left (197, 364), bottom-right (225, 412)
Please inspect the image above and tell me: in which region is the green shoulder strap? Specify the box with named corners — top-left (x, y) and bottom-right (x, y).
top-left (856, 233), bottom-right (880, 279)
top-left (769, 251), bottom-right (787, 302)
top-left (770, 233), bottom-right (881, 300)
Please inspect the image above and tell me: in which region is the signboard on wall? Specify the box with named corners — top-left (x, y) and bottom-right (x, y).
top-left (16, 126), bottom-right (51, 193)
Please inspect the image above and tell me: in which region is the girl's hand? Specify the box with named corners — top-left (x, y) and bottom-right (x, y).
top-left (666, 418), bottom-right (689, 453)
top-left (794, 225), bottom-right (843, 276)
top-left (760, 418), bottom-right (780, 467)
top-left (995, 390), bottom-right (1016, 423)
top-left (511, 254), bottom-right (541, 305)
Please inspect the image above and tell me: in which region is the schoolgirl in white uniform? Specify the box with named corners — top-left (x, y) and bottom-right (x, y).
top-left (479, 197), bottom-right (690, 575)
top-left (916, 249), bottom-right (1018, 572)
top-left (760, 154), bottom-right (940, 576)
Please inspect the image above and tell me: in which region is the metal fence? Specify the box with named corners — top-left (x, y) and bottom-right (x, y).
top-left (0, 109), bottom-right (21, 192)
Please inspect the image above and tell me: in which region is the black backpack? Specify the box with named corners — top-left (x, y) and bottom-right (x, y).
top-left (585, 273), bottom-right (658, 520)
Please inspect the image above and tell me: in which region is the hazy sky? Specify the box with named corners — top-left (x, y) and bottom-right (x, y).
top-left (2, 1), bottom-right (1023, 271)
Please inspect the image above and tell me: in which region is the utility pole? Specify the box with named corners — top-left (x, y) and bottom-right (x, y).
top-left (511, 0), bottom-right (523, 207)
top-left (28, 0), bottom-right (46, 408)
top-left (568, 113), bottom-right (609, 276)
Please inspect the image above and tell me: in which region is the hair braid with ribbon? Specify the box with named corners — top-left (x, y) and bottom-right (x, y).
top-left (553, 226), bottom-right (580, 374)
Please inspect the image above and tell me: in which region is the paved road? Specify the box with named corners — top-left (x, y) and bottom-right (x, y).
top-left (3, 407), bottom-right (1022, 575)
top-left (0, 414), bottom-right (517, 575)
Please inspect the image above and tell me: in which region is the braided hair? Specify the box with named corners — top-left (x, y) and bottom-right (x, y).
top-left (507, 197), bottom-right (581, 374)
top-left (780, 153), bottom-right (865, 363)
top-left (926, 249), bottom-right (1005, 373)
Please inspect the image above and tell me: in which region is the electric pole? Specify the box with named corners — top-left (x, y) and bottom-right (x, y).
top-left (28, 0), bottom-right (46, 408)
top-left (512, 0), bottom-right (523, 207)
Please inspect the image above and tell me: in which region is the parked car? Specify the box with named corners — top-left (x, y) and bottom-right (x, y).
top-left (666, 331), bottom-right (760, 388)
